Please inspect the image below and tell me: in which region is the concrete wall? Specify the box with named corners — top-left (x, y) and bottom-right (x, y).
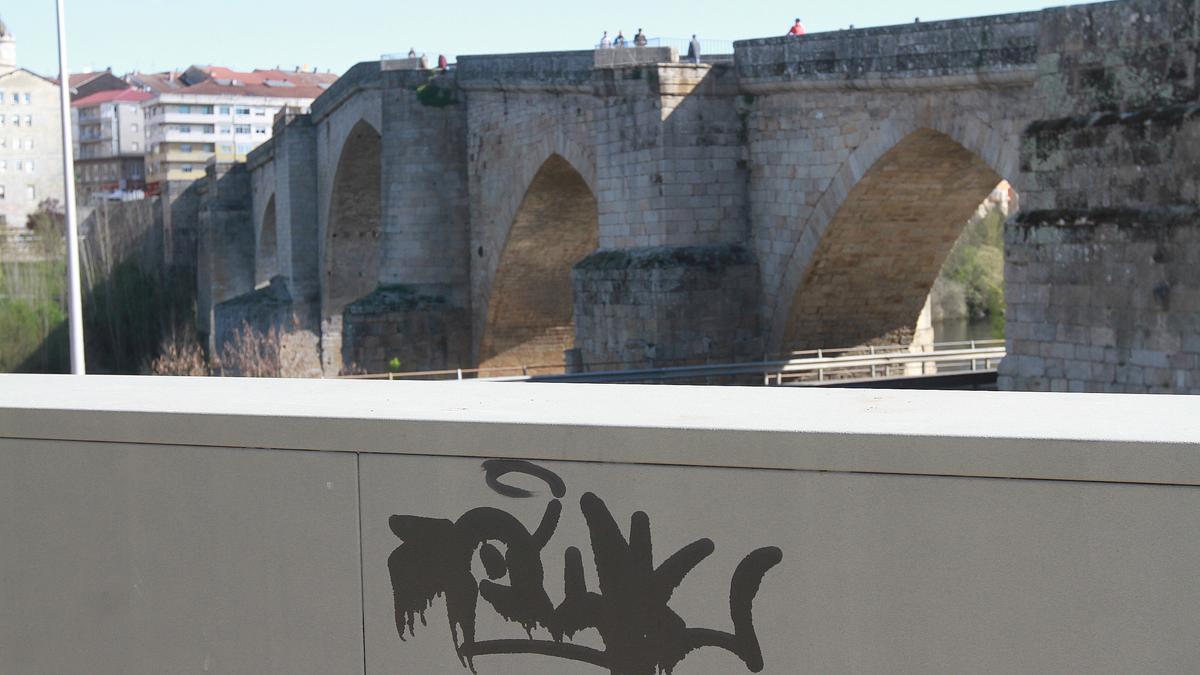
top-left (2, 376), bottom-right (1200, 673)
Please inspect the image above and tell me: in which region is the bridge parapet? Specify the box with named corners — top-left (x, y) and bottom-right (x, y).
top-left (457, 50), bottom-right (597, 92)
top-left (735, 11), bottom-right (1040, 92)
top-left (308, 61), bottom-right (384, 122)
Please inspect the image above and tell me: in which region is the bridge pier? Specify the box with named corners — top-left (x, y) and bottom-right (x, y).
top-left (572, 244), bottom-right (762, 370)
top-left (998, 0), bottom-right (1200, 394)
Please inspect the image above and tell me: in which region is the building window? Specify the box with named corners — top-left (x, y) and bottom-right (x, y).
top-left (27, 185), bottom-right (35, 200)
top-left (131, 123), bottom-right (139, 133)
top-left (234, 125), bottom-right (251, 134)
top-left (23, 115), bottom-right (30, 126)
top-left (253, 108), bottom-right (266, 116)
top-left (219, 144), bottom-right (232, 152)
top-left (236, 142), bottom-right (252, 154)
top-left (132, 141), bottom-right (139, 151)
top-left (11, 116), bottom-right (18, 127)
top-left (219, 125), bottom-right (232, 134)
top-left (10, 93), bottom-right (17, 104)
top-left (14, 161), bottom-right (21, 171)
top-left (23, 93), bottom-right (30, 104)
top-left (179, 144), bottom-right (193, 152)
top-left (235, 107), bottom-right (251, 116)
top-left (181, 165), bottom-right (194, 172)
top-left (219, 106), bottom-right (231, 115)
top-left (254, 126), bottom-right (267, 135)
top-left (178, 105), bottom-right (191, 114)
top-left (178, 125), bottom-right (191, 133)
top-left (26, 161), bottom-right (34, 173)
top-left (0, 186), bottom-right (5, 199)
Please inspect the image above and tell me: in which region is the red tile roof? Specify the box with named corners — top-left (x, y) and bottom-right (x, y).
top-left (129, 66), bottom-right (337, 100)
top-left (72, 88), bottom-right (154, 108)
top-left (68, 72), bottom-right (102, 87)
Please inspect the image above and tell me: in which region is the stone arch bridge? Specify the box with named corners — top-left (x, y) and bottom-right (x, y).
top-left (205, 0), bottom-right (1200, 393)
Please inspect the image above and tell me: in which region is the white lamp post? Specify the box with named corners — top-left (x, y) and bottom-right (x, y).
top-left (55, 0), bottom-right (85, 373)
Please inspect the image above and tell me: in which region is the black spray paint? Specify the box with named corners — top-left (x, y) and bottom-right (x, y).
top-left (388, 458), bottom-right (782, 674)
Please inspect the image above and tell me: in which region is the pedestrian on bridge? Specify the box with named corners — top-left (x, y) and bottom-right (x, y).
top-left (599, 31), bottom-right (612, 48)
top-left (788, 18), bottom-right (806, 36)
top-left (614, 31), bottom-right (627, 47)
top-left (634, 28), bottom-right (648, 47)
top-left (687, 35), bottom-right (701, 65)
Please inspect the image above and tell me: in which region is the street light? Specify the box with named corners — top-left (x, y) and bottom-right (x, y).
top-left (55, 0), bottom-right (85, 373)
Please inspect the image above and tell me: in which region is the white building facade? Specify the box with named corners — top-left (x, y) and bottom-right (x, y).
top-left (134, 67), bottom-right (335, 187)
top-left (72, 89), bottom-right (152, 202)
top-left (0, 20), bottom-right (65, 229)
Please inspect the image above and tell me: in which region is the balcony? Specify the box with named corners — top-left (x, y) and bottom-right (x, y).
top-left (78, 133), bottom-right (113, 144)
top-left (146, 111), bottom-right (221, 126)
top-left (155, 149), bottom-right (217, 164)
top-left (149, 129), bottom-right (220, 144)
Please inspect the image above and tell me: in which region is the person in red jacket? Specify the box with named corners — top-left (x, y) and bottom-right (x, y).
top-left (788, 18), bottom-right (806, 36)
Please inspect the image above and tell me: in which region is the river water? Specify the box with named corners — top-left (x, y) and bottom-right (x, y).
top-left (932, 316), bottom-right (1003, 343)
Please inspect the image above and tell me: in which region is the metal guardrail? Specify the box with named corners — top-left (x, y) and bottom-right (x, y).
top-left (593, 37), bottom-right (734, 55)
top-left (340, 339), bottom-right (1005, 386)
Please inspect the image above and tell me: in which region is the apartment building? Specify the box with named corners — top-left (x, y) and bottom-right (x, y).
top-left (132, 66), bottom-right (336, 187)
top-left (72, 88), bottom-right (152, 202)
top-left (0, 20), bottom-right (65, 229)
top-left (67, 70), bottom-right (128, 101)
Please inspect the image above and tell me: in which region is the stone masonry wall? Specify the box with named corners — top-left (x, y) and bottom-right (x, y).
top-left (341, 285), bottom-right (470, 374)
top-left (377, 70), bottom-right (470, 305)
top-left (225, 0), bottom-right (1200, 390)
top-left (271, 115), bottom-right (320, 323)
top-left (464, 87), bottom-right (598, 361)
top-left (1000, 0), bottom-right (1200, 393)
top-left (195, 163), bottom-right (253, 351)
top-left (573, 245), bottom-right (762, 369)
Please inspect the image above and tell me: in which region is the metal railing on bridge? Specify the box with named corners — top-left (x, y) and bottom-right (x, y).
top-left (592, 37), bottom-right (734, 56)
top-left (339, 339), bottom-right (1006, 386)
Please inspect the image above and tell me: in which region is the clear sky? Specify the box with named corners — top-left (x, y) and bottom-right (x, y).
top-left (8, 0), bottom-right (1094, 78)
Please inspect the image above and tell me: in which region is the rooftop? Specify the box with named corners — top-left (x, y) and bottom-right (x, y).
top-left (72, 87), bottom-right (153, 108)
top-left (129, 65), bottom-right (337, 99)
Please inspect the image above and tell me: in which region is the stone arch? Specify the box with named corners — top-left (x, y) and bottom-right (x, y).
top-left (470, 113), bottom-right (597, 345)
top-left (477, 153), bottom-right (598, 370)
top-left (256, 194), bottom-right (278, 286)
top-left (765, 112), bottom-right (1019, 353)
top-left (322, 119), bottom-right (382, 373)
top-left (774, 126), bottom-right (1011, 351)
